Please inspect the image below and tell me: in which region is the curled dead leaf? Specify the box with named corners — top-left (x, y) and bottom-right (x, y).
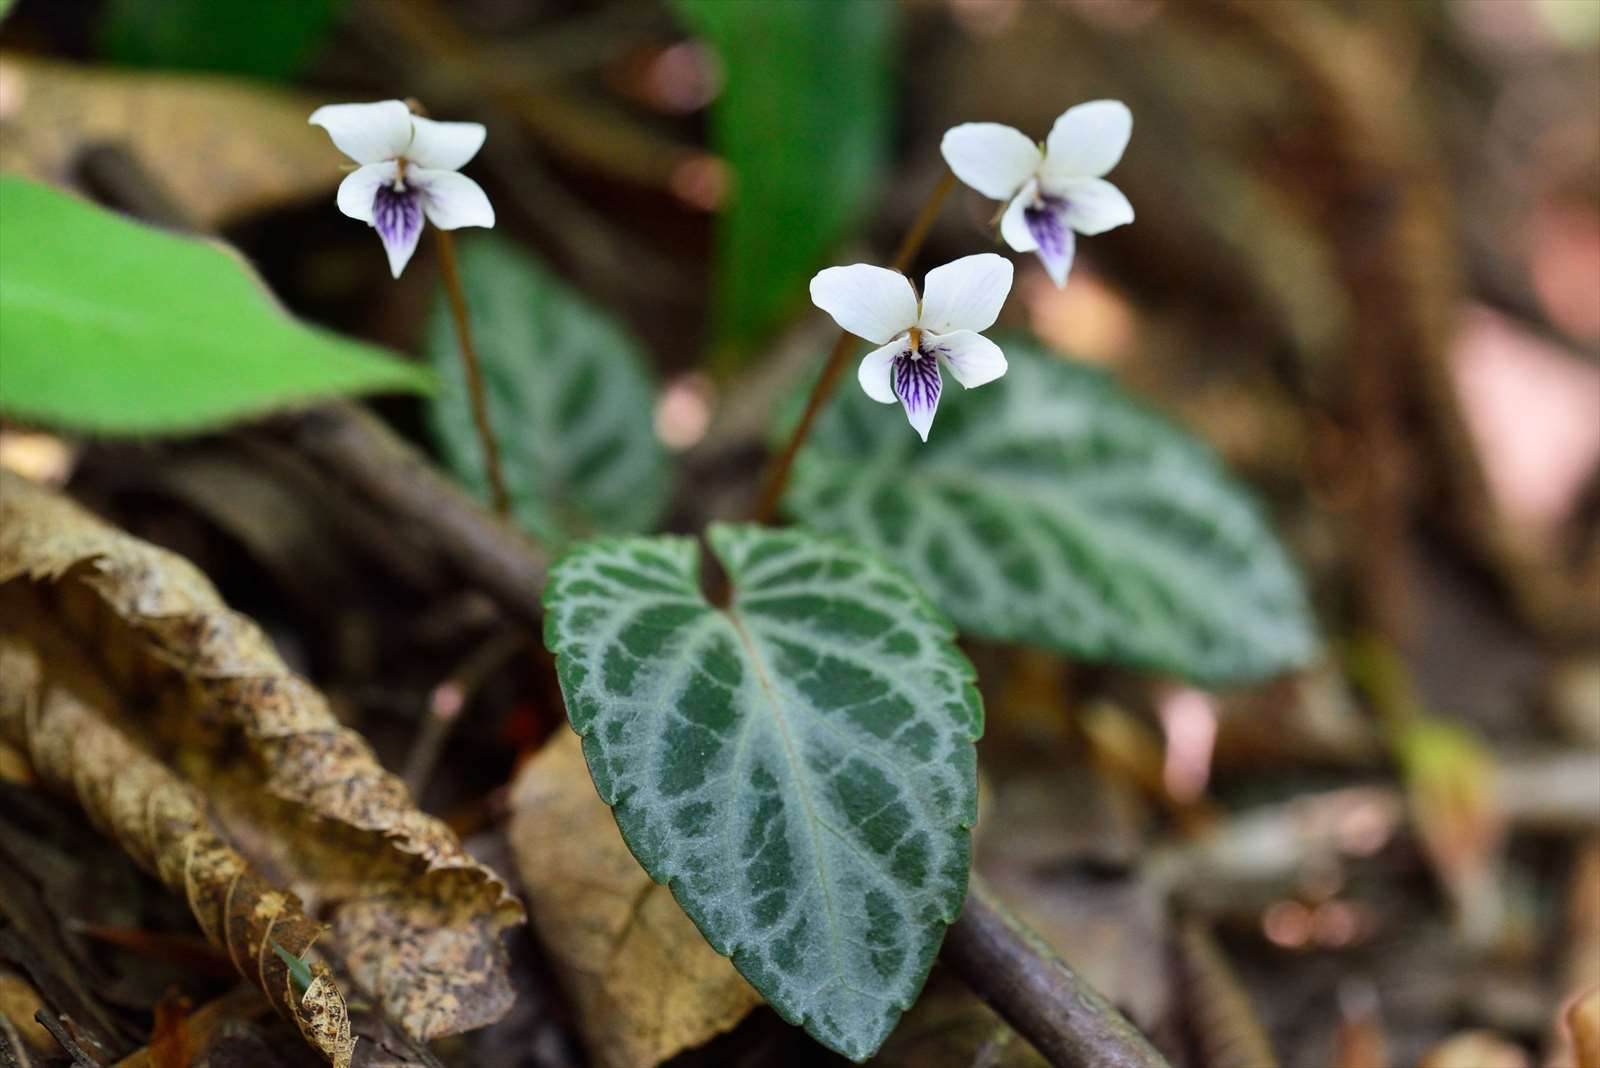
top-left (0, 602), bottom-right (353, 1068)
top-left (508, 730), bottom-right (762, 1068)
top-left (0, 472), bottom-right (523, 1041)
top-left (0, 53), bottom-right (341, 227)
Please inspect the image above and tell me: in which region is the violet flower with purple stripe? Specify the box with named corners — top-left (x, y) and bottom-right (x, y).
top-left (310, 99), bottom-right (496, 278)
top-left (810, 254), bottom-right (1014, 442)
top-left (940, 100), bottom-right (1135, 287)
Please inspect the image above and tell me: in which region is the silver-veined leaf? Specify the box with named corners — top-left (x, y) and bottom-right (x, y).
top-left (543, 524), bottom-right (981, 1060)
top-left (786, 336), bottom-right (1318, 685)
top-left (425, 236), bottom-right (670, 548)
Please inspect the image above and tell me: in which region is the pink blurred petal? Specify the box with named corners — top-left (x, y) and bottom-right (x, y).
top-left (1449, 305), bottom-right (1600, 542)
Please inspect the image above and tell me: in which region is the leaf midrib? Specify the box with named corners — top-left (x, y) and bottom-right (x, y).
top-left (721, 604), bottom-right (847, 992)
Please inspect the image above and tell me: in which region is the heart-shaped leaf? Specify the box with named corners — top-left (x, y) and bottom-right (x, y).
top-left (785, 336), bottom-right (1318, 685)
top-left (543, 523), bottom-right (982, 1061)
top-left (426, 236), bottom-right (670, 548)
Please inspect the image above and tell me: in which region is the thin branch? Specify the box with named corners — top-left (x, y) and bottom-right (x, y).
top-left (941, 878), bottom-right (1171, 1068)
top-left (434, 228), bottom-right (511, 517)
top-left (267, 403), bottom-right (548, 634)
top-left (750, 171), bottom-right (956, 524)
top-left (32, 1014), bottom-right (100, 1068)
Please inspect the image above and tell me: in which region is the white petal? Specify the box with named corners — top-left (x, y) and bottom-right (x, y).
top-left (417, 170), bottom-right (496, 230)
top-left (809, 264), bottom-right (918, 345)
top-left (939, 122), bottom-right (1041, 201)
top-left (857, 340), bottom-right (905, 404)
top-left (309, 100), bottom-right (414, 165)
top-left (407, 116), bottom-right (487, 171)
top-left (1041, 99), bottom-right (1132, 180)
top-left (918, 253), bottom-right (1013, 335)
top-left (930, 329), bottom-right (1007, 389)
top-left (999, 184), bottom-right (1038, 252)
top-left (335, 161), bottom-right (397, 224)
top-left (1056, 177), bottom-right (1134, 236)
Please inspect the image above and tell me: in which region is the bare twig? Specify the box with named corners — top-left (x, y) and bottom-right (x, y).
top-left (267, 403), bottom-right (548, 634)
top-left (940, 878), bottom-right (1170, 1068)
top-left (435, 227), bottom-right (511, 517)
top-left (750, 171), bottom-right (956, 525)
top-left (32, 1014), bottom-right (101, 1068)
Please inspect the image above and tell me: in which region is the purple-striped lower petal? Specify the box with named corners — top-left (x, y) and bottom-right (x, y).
top-left (892, 351), bottom-right (943, 442)
top-left (372, 183), bottom-right (425, 278)
top-left (1024, 196), bottom-right (1076, 287)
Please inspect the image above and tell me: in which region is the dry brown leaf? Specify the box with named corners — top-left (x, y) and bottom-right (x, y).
top-left (146, 991), bottom-right (193, 1068)
top-left (0, 53), bottom-right (341, 227)
top-left (0, 472), bottom-right (522, 1040)
top-left (1568, 987), bottom-right (1600, 1068)
top-left (1418, 1031), bottom-right (1529, 1068)
top-left (112, 986), bottom-right (271, 1068)
top-left (0, 964), bottom-right (54, 1056)
top-left (0, 603), bottom-right (353, 1068)
top-left (508, 730), bottom-right (761, 1068)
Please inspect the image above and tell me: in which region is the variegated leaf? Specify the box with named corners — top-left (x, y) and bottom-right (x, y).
top-left (426, 235), bottom-right (670, 548)
top-left (786, 335), bottom-right (1318, 685)
top-left (543, 524), bottom-right (981, 1061)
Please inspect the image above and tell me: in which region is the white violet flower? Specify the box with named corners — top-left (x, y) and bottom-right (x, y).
top-left (309, 99), bottom-right (495, 278)
top-left (810, 253), bottom-right (1013, 442)
top-left (940, 100), bottom-right (1134, 288)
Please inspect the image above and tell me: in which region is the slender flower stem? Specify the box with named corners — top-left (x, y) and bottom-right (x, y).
top-left (750, 171), bottom-right (957, 525)
top-left (435, 229), bottom-right (511, 518)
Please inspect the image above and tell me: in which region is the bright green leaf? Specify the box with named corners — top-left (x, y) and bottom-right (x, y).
top-left (99, 0), bottom-right (344, 80)
top-left (271, 939), bottom-right (314, 996)
top-left (424, 236), bottom-right (670, 548)
top-left (785, 336), bottom-right (1319, 685)
top-left (674, 0), bottom-right (893, 366)
top-left (543, 524), bottom-right (981, 1061)
top-left (0, 178), bottom-right (431, 434)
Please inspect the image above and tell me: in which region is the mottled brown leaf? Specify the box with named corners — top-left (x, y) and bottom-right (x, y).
top-left (0, 472), bottom-right (522, 1041)
top-left (0, 53), bottom-right (341, 227)
top-left (0, 605), bottom-right (353, 1068)
top-left (508, 730), bottom-right (761, 1068)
